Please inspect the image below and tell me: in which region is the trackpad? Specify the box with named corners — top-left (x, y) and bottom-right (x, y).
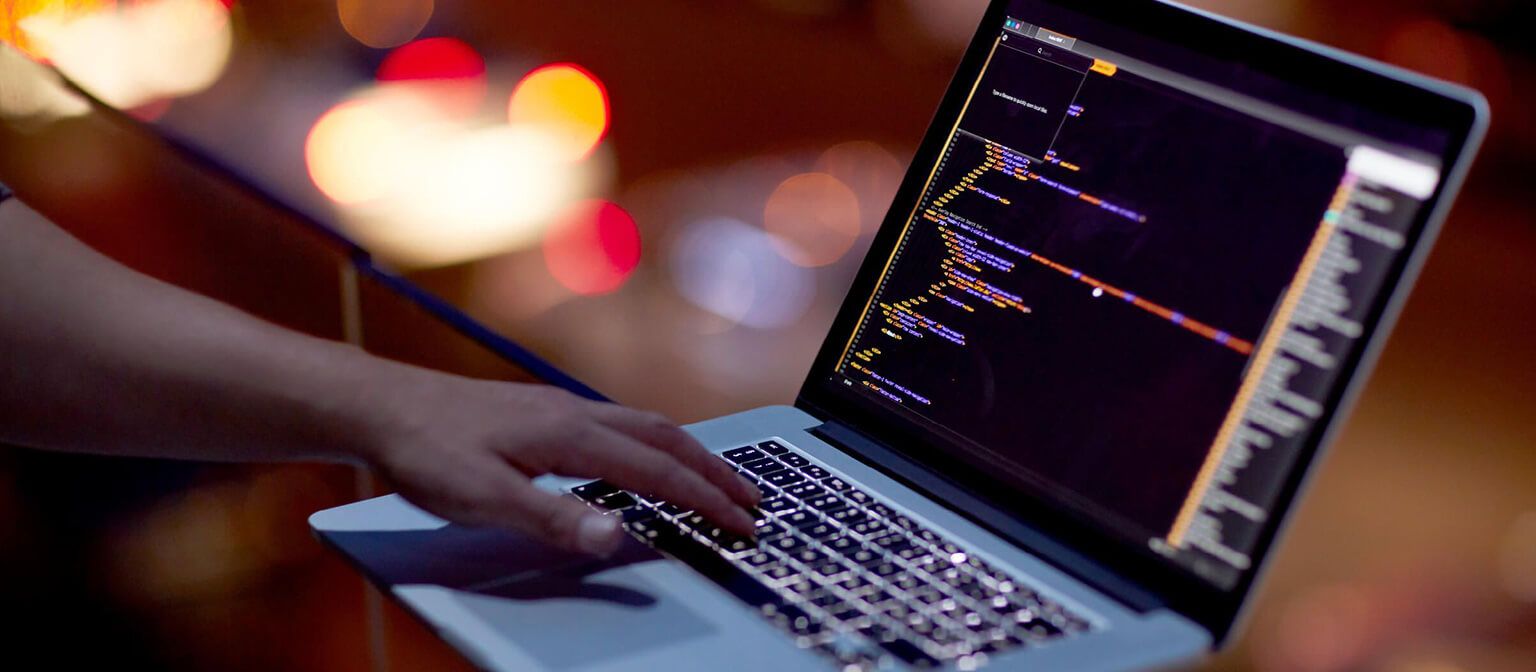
top-left (319, 518), bottom-right (720, 669)
top-left (442, 539), bottom-right (717, 669)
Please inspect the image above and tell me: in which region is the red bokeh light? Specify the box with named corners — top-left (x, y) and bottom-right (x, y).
top-left (376, 37), bottom-right (486, 116)
top-left (376, 37), bottom-right (485, 83)
top-left (543, 201), bottom-right (643, 296)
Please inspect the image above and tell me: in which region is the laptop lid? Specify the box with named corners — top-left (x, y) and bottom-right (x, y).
top-left (797, 0), bottom-right (1487, 642)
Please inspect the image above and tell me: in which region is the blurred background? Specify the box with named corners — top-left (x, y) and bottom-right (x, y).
top-left (0, 0), bottom-right (1532, 670)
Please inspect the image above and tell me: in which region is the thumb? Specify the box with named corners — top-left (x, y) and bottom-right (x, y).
top-left (501, 478), bottom-right (625, 556)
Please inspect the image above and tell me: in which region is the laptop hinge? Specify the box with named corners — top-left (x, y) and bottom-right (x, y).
top-left (809, 419), bottom-right (1163, 614)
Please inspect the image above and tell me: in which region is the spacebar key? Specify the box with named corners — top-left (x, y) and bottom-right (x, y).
top-left (650, 526), bottom-right (784, 610)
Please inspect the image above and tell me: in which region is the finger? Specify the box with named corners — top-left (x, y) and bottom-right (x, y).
top-left (549, 424), bottom-right (756, 536)
top-left (492, 476), bottom-right (626, 556)
top-left (585, 402), bottom-right (761, 507)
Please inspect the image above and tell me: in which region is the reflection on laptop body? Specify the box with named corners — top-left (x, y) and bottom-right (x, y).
top-left (313, 1), bottom-right (1486, 669)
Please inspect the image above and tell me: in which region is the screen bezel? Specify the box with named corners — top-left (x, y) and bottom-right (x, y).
top-left (797, 0), bottom-right (1485, 641)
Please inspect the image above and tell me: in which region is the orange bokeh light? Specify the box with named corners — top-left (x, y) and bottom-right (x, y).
top-left (336, 0), bottom-right (432, 49)
top-left (543, 200), bottom-right (642, 296)
top-left (508, 63), bottom-right (610, 161)
top-left (764, 172), bottom-right (862, 267)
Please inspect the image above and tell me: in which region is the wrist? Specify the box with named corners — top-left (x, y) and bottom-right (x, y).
top-left (319, 347), bottom-right (448, 468)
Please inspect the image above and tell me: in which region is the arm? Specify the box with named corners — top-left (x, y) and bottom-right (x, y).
top-left (0, 195), bottom-right (759, 553)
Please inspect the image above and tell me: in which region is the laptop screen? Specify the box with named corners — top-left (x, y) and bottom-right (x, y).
top-left (820, 0), bottom-right (1457, 588)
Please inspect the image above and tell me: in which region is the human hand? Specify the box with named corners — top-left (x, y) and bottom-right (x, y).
top-left (356, 370), bottom-right (761, 556)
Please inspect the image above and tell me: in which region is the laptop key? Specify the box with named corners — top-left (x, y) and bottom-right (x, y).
top-left (779, 510), bottom-right (818, 528)
top-left (742, 551), bottom-right (775, 567)
top-left (626, 518), bottom-right (679, 543)
top-left (723, 446), bottom-right (765, 463)
top-left (815, 562), bottom-right (849, 578)
top-left (570, 480), bottom-right (620, 502)
top-left (849, 520), bottom-right (888, 536)
top-left (843, 488), bottom-right (873, 504)
top-left (848, 548), bottom-right (880, 565)
top-left (799, 465), bottom-right (832, 480)
top-left (757, 440), bottom-right (790, 455)
top-left (768, 535), bottom-right (807, 553)
top-left (785, 482), bottom-right (826, 500)
top-left (784, 579), bottom-right (819, 596)
top-left (837, 573), bottom-right (876, 593)
top-left (594, 491), bottom-right (638, 511)
top-left (763, 565), bottom-right (797, 582)
top-left (828, 507), bottom-right (867, 524)
top-left (779, 453), bottom-right (811, 468)
top-left (825, 536), bottom-right (860, 553)
top-left (763, 470), bottom-right (807, 487)
top-left (798, 463), bottom-right (835, 481)
top-left (801, 523), bottom-right (839, 540)
top-left (793, 548), bottom-right (830, 566)
top-left (806, 494), bottom-right (846, 511)
top-left (621, 505), bottom-right (658, 524)
top-left (755, 521), bottom-right (789, 539)
top-left (720, 536), bottom-right (756, 554)
top-left (759, 496), bottom-right (796, 514)
top-left (820, 477), bottom-right (852, 491)
top-left (741, 457), bottom-right (786, 475)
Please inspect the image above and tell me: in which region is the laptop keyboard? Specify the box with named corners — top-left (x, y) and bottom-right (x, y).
top-left (571, 438), bottom-right (1093, 670)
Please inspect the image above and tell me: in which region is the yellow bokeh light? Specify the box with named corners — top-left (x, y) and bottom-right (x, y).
top-left (0, 0), bottom-right (114, 60)
top-left (306, 89), bottom-right (592, 268)
top-left (18, 0), bottom-right (232, 110)
top-left (764, 172), bottom-right (862, 267)
top-left (507, 63), bottom-right (610, 161)
top-left (305, 97), bottom-right (421, 205)
top-left (336, 0), bottom-right (432, 49)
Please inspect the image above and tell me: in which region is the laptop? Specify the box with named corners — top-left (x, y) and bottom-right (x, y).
top-left (311, 1), bottom-right (1488, 669)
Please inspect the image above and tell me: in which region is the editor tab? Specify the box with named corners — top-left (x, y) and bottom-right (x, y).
top-left (1033, 27), bottom-right (1077, 50)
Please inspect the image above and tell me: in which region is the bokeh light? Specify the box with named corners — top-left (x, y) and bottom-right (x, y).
top-left (0, 0), bottom-right (114, 60)
top-left (306, 89), bottom-right (591, 267)
top-left (304, 95), bottom-right (428, 205)
top-left (18, 0), bottom-right (233, 110)
top-left (543, 201), bottom-right (643, 296)
top-left (763, 171), bottom-right (861, 267)
top-left (375, 36), bottom-right (485, 116)
top-left (382, 125), bottom-right (585, 266)
top-left (814, 140), bottom-right (904, 233)
top-left (671, 217), bottom-right (814, 329)
top-left (376, 36), bottom-right (483, 82)
top-left (508, 63), bottom-right (610, 161)
top-left (336, 0), bottom-right (432, 49)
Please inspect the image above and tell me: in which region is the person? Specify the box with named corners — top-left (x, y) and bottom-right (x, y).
top-left (0, 181), bottom-right (760, 555)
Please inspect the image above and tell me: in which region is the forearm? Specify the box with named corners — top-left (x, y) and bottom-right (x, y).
top-left (0, 197), bottom-right (760, 550)
top-left (0, 198), bottom-right (409, 463)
